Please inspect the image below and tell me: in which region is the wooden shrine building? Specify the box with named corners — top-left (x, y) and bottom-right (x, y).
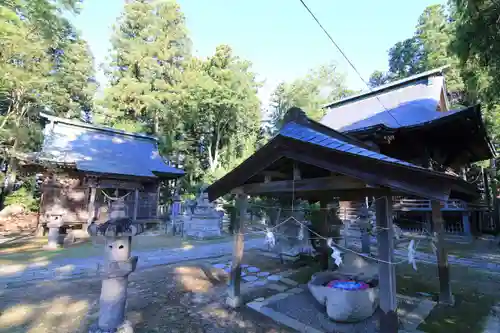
top-left (19, 113), bottom-right (184, 232)
top-left (206, 107), bottom-right (479, 332)
top-left (321, 67), bottom-right (497, 235)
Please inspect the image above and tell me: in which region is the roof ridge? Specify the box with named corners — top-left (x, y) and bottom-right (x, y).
top-left (323, 65), bottom-right (449, 109)
top-left (40, 112), bottom-right (158, 141)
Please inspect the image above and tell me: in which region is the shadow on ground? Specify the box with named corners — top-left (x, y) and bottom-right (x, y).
top-left (0, 254), bottom-right (294, 333)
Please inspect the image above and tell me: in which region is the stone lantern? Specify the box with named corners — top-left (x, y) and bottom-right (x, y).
top-left (87, 199), bottom-right (144, 333)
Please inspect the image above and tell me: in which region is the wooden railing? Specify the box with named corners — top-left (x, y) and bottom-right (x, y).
top-left (392, 197), bottom-right (467, 211)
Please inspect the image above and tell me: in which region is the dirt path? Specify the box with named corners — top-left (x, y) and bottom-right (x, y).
top-left (0, 255), bottom-right (295, 333)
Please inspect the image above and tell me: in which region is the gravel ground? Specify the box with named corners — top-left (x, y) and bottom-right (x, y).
top-left (0, 255), bottom-right (296, 333)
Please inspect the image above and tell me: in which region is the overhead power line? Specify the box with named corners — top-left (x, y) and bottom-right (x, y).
top-left (298, 0), bottom-right (402, 127)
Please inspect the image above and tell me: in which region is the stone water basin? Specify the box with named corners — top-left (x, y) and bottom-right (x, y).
top-left (307, 252), bottom-right (380, 323)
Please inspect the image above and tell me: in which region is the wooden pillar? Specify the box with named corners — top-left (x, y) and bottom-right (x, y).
top-left (155, 181), bottom-right (161, 218)
top-left (462, 208), bottom-right (471, 237)
top-left (376, 195), bottom-right (398, 333)
top-left (319, 200), bottom-right (331, 271)
top-left (431, 200), bottom-right (454, 305)
top-left (133, 189), bottom-right (139, 222)
top-left (87, 187), bottom-right (97, 224)
top-left (226, 193), bottom-right (247, 308)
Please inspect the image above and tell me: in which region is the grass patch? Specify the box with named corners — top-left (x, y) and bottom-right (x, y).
top-left (286, 256), bottom-right (322, 284)
top-left (397, 264), bottom-right (497, 333)
top-left (284, 259), bottom-right (497, 333)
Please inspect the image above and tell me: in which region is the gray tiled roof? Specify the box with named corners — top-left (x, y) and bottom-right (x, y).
top-left (320, 75), bottom-right (445, 132)
top-left (280, 121), bottom-right (421, 169)
top-left (38, 115), bottom-right (184, 178)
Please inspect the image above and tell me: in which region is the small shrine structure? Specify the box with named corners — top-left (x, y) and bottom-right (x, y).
top-left (19, 113), bottom-right (184, 242)
top-left (206, 107), bottom-right (479, 332)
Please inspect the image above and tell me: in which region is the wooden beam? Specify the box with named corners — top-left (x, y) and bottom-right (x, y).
top-left (376, 195), bottom-right (399, 333)
top-left (261, 170), bottom-right (287, 179)
top-left (293, 163), bottom-right (301, 180)
top-left (431, 200), bottom-right (454, 305)
top-left (232, 176), bottom-right (368, 195)
top-left (226, 193), bottom-right (247, 308)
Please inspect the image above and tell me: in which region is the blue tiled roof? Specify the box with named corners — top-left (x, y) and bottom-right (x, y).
top-left (280, 122), bottom-right (421, 169)
top-left (39, 118), bottom-right (184, 178)
top-left (321, 75), bottom-right (446, 132)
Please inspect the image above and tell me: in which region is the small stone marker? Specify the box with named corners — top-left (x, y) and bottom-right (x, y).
top-left (247, 266), bottom-right (260, 273)
top-left (257, 272), bottom-right (270, 277)
top-left (254, 297), bottom-right (265, 302)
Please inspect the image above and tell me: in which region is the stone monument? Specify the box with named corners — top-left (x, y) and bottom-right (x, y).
top-left (87, 199), bottom-right (144, 333)
top-left (274, 210), bottom-right (315, 261)
top-left (183, 192), bottom-right (222, 239)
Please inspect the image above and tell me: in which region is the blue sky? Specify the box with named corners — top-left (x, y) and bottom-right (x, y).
top-left (69, 0), bottom-right (445, 107)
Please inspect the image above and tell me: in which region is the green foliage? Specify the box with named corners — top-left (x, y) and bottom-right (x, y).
top-left (101, 0), bottom-right (191, 133)
top-left (450, 0), bottom-right (500, 141)
top-left (101, 1), bottom-right (262, 195)
top-left (0, 0), bottom-right (96, 200)
top-left (267, 63), bottom-right (355, 134)
top-left (4, 187), bottom-right (38, 211)
top-left (369, 2), bottom-right (500, 141)
top-left (369, 5), bottom-right (464, 104)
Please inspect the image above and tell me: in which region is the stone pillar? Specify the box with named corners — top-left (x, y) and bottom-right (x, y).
top-left (44, 214), bottom-right (64, 250)
top-left (88, 200), bottom-right (144, 333)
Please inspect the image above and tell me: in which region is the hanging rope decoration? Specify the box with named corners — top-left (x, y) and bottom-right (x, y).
top-left (327, 238), bottom-right (343, 266)
top-left (431, 232), bottom-right (438, 255)
top-left (297, 223), bottom-right (304, 241)
top-left (254, 176), bottom-right (437, 269)
top-left (408, 239), bottom-right (418, 270)
top-left (101, 190), bottom-right (132, 201)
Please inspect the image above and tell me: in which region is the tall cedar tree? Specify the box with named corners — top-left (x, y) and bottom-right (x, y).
top-left (102, 0), bottom-right (191, 135)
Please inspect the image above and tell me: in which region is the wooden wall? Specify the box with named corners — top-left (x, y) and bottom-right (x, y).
top-left (40, 172), bottom-right (89, 225)
top-left (40, 172), bottom-right (160, 225)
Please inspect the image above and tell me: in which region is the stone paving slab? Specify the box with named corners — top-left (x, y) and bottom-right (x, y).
top-left (0, 238), bottom-right (266, 286)
top-left (247, 284), bottom-right (435, 333)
